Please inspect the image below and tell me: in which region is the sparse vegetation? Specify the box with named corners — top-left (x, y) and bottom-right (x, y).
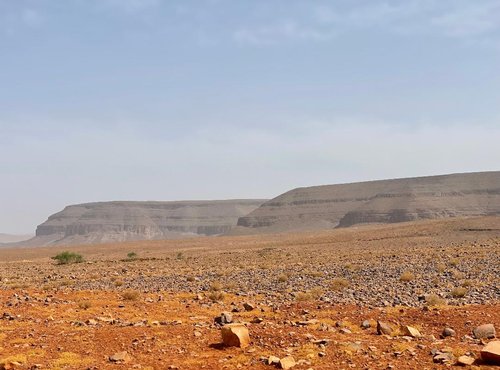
top-left (436, 263), bottom-right (446, 273)
top-left (277, 273), bottom-right (288, 283)
top-left (330, 278), bottom-right (350, 291)
top-left (451, 270), bottom-right (465, 279)
top-left (209, 281), bottom-right (222, 291)
top-left (0, 217), bottom-right (497, 369)
top-left (208, 291), bottom-right (225, 302)
top-left (461, 279), bottom-right (473, 288)
top-left (51, 251), bottom-right (84, 265)
top-left (77, 300), bottom-right (92, 310)
top-left (127, 252), bottom-right (138, 260)
top-left (121, 290), bottom-right (140, 301)
top-left (400, 271), bottom-right (415, 282)
top-left (295, 291), bottom-right (312, 301)
top-left (450, 287), bottom-right (467, 298)
top-left (425, 293), bottom-right (446, 306)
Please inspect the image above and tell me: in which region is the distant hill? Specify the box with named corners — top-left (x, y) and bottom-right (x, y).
top-left (20, 200), bottom-right (265, 246)
top-left (0, 233), bottom-right (33, 244)
top-left (234, 171), bottom-right (500, 234)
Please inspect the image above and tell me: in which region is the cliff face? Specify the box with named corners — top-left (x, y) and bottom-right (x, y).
top-left (235, 172), bottom-right (500, 233)
top-left (31, 200), bottom-right (265, 246)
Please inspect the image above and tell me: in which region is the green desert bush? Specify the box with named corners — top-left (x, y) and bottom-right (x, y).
top-left (126, 252), bottom-right (137, 261)
top-left (51, 251), bottom-right (84, 265)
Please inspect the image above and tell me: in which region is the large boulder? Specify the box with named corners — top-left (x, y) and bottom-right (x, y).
top-left (377, 321), bottom-right (395, 336)
top-left (473, 324), bottom-right (496, 339)
top-left (481, 341), bottom-right (500, 364)
top-left (221, 324), bottom-right (250, 348)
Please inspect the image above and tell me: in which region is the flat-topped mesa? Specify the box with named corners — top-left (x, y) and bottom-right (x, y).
top-left (33, 199), bottom-right (265, 246)
top-left (235, 171), bottom-right (500, 233)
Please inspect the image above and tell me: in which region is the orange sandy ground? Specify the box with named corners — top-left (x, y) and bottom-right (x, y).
top-left (0, 290), bottom-right (498, 370)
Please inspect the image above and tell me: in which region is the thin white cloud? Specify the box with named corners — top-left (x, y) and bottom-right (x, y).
top-left (234, 0), bottom-right (500, 46)
top-left (21, 9), bottom-right (44, 27)
top-left (431, 1), bottom-right (500, 37)
top-left (234, 20), bottom-right (336, 45)
top-left (96, 0), bottom-right (161, 13)
top-left (0, 7), bottom-right (44, 34)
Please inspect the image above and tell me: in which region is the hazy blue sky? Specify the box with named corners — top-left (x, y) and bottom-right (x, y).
top-left (1, 0), bottom-right (500, 233)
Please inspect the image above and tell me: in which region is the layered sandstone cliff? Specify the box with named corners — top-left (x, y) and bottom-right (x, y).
top-left (29, 200), bottom-right (265, 246)
top-left (235, 172), bottom-right (500, 233)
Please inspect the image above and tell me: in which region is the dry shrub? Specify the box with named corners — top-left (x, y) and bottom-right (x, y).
top-left (208, 291), bottom-right (225, 302)
top-left (330, 278), bottom-right (350, 291)
top-left (309, 287), bottom-right (324, 299)
top-left (186, 276), bottom-right (195, 282)
top-left (425, 293), bottom-right (446, 306)
top-left (277, 273), bottom-right (288, 283)
top-left (461, 280), bottom-right (473, 288)
top-left (450, 287), bottom-right (467, 298)
top-left (121, 290), bottom-right (140, 301)
top-left (77, 301), bottom-right (92, 310)
top-left (309, 271), bottom-right (323, 278)
top-left (295, 292), bottom-right (312, 302)
top-left (451, 270), bottom-right (465, 280)
top-left (400, 271), bottom-right (415, 282)
top-left (209, 281), bottom-right (222, 291)
top-left (114, 280), bottom-right (124, 287)
top-left (436, 263), bottom-right (446, 273)
top-left (59, 279), bottom-right (72, 287)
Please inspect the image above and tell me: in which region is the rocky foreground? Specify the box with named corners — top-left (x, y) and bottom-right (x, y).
top-left (0, 217), bottom-right (498, 369)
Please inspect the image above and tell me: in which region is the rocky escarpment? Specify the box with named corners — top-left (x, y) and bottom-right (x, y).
top-left (29, 200), bottom-right (265, 246)
top-left (235, 171), bottom-right (500, 233)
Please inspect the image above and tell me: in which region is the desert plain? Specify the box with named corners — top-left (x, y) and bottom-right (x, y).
top-left (0, 216), bottom-right (499, 369)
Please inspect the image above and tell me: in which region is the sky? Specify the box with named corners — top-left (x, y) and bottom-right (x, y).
top-left (1, 0), bottom-right (500, 234)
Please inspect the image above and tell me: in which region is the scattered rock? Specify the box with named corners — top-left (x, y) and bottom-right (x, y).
top-left (109, 351), bottom-right (132, 363)
top-left (297, 319), bottom-right (319, 326)
top-left (442, 327), bottom-right (456, 337)
top-left (267, 356), bottom-right (280, 365)
top-left (361, 320), bottom-right (371, 329)
top-left (377, 321), bottom-right (394, 336)
top-left (456, 355), bottom-right (475, 366)
top-left (279, 356), bottom-right (296, 369)
top-left (473, 324), bottom-right (496, 339)
top-left (433, 352), bottom-right (455, 364)
top-left (243, 302), bottom-right (255, 311)
top-left (401, 325), bottom-right (421, 338)
top-left (214, 312), bottom-right (233, 326)
top-left (0, 362), bottom-right (23, 370)
top-left (221, 324), bottom-right (250, 348)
